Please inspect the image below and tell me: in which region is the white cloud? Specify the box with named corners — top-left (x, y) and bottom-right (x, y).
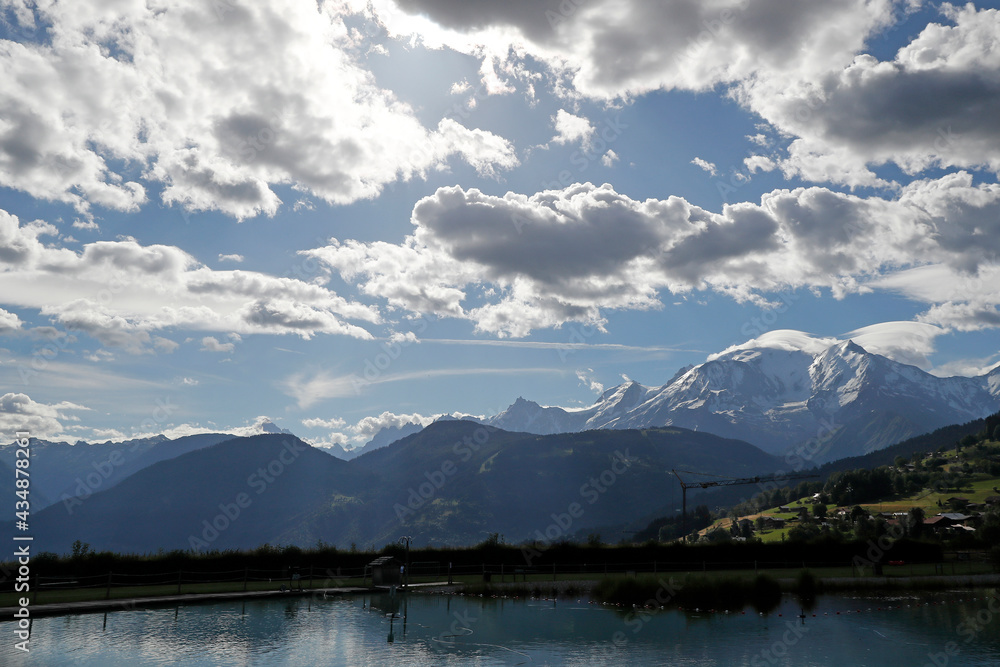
top-left (72, 220), bottom-right (100, 231)
top-left (0, 0), bottom-right (517, 218)
top-left (218, 254), bottom-right (244, 263)
top-left (930, 354), bottom-right (1000, 379)
top-left (0, 392), bottom-right (90, 439)
top-left (601, 150), bottom-right (619, 167)
top-left (576, 368), bottom-right (604, 394)
top-left (282, 365), bottom-right (561, 408)
top-left (691, 157), bottom-right (717, 176)
top-left (301, 416), bottom-right (348, 430)
top-left (844, 321), bottom-right (945, 369)
top-left (366, 1), bottom-right (1000, 188)
top-left (550, 109), bottom-right (595, 148)
top-left (0, 307), bottom-right (22, 334)
top-left (301, 410), bottom-right (437, 449)
top-left (351, 411), bottom-right (436, 439)
top-left (368, 0), bottom-right (894, 100)
top-left (308, 175), bottom-right (1000, 337)
top-left (153, 336), bottom-right (179, 353)
top-left (705, 323), bottom-right (951, 372)
top-left (740, 4), bottom-right (1000, 186)
top-left (200, 336), bottom-right (235, 353)
top-left (709, 330), bottom-right (840, 361)
top-left (0, 209), bottom-right (378, 351)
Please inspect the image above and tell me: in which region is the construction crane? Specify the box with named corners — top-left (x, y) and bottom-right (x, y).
top-left (671, 469), bottom-right (820, 540)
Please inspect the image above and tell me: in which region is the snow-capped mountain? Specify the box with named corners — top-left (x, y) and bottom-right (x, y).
top-left (340, 421), bottom-right (426, 460)
top-left (481, 334), bottom-right (1000, 463)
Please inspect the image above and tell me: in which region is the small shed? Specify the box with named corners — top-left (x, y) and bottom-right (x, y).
top-left (369, 556), bottom-right (402, 586)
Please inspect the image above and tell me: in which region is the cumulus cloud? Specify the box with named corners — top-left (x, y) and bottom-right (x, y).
top-left (200, 336), bottom-right (235, 353)
top-left (301, 417), bottom-right (348, 430)
top-left (301, 410), bottom-right (437, 449)
top-left (691, 157), bottom-right (718, 175)
top-left (218, 254), bottom-right (244, 263)
top-left (0, 307), bottom-right (22, 334)
top-left (741, 4), bottom-right (1000, 186)
top-left (0, 209), bottom-right (378, 351)
top-left (307, 175), bottom-right (1000, 337)
top-left (0, 0), bottom-right (517, 218)
top-left (371, 0), bottom-right (894, 99)
top-left (351, 411), bottom-right (437, 439)
top-left (367, 1), bottom-right (1000, 187)
top-left (550, 109), bottom-right (595, 148)
top-left (0, 392), bottom-right (90, 439)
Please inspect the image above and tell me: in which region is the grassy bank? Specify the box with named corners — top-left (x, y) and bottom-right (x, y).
top-left (592, 573), bottom-right (784, 612)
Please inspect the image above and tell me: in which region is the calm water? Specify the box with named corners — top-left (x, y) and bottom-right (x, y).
top-left (3, 590), bottom-right (1000, 666)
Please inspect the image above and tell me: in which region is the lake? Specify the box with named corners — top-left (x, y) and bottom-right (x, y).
top-left (3, 589), bottom-right (1000, 665)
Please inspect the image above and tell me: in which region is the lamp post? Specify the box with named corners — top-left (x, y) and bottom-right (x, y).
top-left (398, 535), bottom-right (411, 589)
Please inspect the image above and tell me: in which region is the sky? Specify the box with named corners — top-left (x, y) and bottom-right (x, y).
top-left (1, 0), bottom-right (999, 450)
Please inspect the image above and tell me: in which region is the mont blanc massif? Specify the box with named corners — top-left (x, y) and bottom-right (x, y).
top-left (4, 331), bottom-right (998, 553)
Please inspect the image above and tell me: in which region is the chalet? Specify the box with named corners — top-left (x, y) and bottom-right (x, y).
top-left (923, 516), bottom-right (955, 530)
top-left (762, 517), bottom-right (786, 529)
top-left (985, 496), bottom-right (1000, 506)
top-left (939, 512), bottom-right (975, 525)
top-left (924, 513), bottom-right (973, 530)
top-left (778, 506), bottom-right (792, 513)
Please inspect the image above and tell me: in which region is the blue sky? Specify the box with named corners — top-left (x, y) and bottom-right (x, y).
top-left (1, 0), bottom-right (999, 449)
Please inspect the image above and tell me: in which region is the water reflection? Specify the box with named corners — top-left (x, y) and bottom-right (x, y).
top-left (1, 590), bottom-right (999, 666)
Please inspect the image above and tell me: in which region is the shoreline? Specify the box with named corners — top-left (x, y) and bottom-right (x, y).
top-left (3, 573), bottom-right (997, 620)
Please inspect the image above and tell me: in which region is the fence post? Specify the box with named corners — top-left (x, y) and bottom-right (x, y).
top-left (106, 571), bottom-right (112, 600)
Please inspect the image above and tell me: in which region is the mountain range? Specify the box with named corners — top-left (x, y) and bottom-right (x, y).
top-left (4, 423), bottom-right (781, 554)
top-left (477, 335), bottom-right (1000, 464)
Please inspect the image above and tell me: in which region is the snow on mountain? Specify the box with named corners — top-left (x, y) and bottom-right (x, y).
top-left (477, 333), bottom-right (1000, 463)
top-left (341, 421), bottom-right (426, 460)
